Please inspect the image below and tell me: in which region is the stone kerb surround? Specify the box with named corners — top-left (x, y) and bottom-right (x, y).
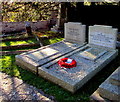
top-left (37, 25), bottom-right (118, 93)
top-left (90, 67), bottom-right (120, 101)
top-left (16, 22), bottom-right (86, 74)
top-left (98, 67), bottom-right (120, 101)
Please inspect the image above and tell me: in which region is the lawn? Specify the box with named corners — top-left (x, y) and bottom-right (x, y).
top-left (42, 37), bottom-right (64, 46)
top-left (1, 36), bottom-right (120, 101)
top-left (0, 38), bottom-right (37, 47)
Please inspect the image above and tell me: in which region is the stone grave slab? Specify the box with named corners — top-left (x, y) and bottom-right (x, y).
top-left (16, 22), bottom-right (86, 74)
top-left (38, 45), bottom-right (118, 93)
top-left (37, 25), bottom-right (118, 93)
top-left (97, 67), bottom-right (120, 101)
top-left (109, 68), bottom-right (120, 86)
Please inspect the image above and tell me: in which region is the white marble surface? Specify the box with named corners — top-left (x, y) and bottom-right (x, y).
top-left (65, 22), bottom-right (86, 43)
top-left (38, 45), bottom-right (118, 92)
top-left (89, 25), bottom-right (118, 49)
top-left (98, 67), bottom-right (120, 101)
top-left (47, 47), bottom-right (112, 82)
top-left (23, 41), bottom-right (82, 62)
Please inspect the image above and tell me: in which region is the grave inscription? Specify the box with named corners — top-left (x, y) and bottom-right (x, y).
top-left (65, 22), bottom-right (86, 43)
top-left (90, 32), bottom-right (115, 48)
top-left (89, 25), bottom-right (117, 49)
top-left (67, 28), bottom-right (80, 36)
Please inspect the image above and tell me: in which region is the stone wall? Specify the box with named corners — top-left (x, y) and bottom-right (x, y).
top-left (1, 21), bottom-right (49, 34)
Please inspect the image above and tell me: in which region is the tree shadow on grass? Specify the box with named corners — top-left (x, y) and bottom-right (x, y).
top-left (3, 41), bottom-right (11, 46)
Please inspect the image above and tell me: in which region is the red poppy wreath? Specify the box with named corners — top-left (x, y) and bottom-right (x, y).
top-left (58, 58), bottom-right (77, 68)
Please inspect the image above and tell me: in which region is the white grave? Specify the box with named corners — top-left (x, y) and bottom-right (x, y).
top-left (38, 25), bottom-right (118, 93)
top-left (89, 25), bottom-right (117, 49)
top-left (65, 22), bottom-right (86, 43)
top-left (90, 67), bottom-right (120, 101)
top-left (16, 22), bottom-right (86, 74)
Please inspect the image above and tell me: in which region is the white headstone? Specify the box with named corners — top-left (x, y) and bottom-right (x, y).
top-left (65, 22), bottom-right (86, 43)
top-left (89, 25), bottom-right (118, 49)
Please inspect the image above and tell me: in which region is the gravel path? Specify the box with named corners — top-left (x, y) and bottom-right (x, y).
top-left (0, 72), bottom-right (55, 101)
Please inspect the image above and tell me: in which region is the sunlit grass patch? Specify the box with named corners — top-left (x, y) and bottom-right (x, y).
top-left (1, 38), bottom-right (37, 47)
top-left (0, 55), bottom-right (20, 76)
top-left (43, 37), bottom-right (64, 46)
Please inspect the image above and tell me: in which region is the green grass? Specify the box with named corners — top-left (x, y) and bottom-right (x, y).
top-left (1, 37), bottom-right (63, 47)
top-left (0, 33), bottom-right (28, 40)
top-left (1, 38), bottom-right (37, 47)
top-left (1, 36), bottom-right (120, 101)
top-left (1, 37), bottom-right (64, 51)
top-left (43, 37), bottom-right (64, 46)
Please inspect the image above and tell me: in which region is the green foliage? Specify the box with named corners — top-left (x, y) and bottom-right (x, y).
top-left (43, 37), bottom-right (64, 46)
top-left (0, 55), bottom-right (20, 76)
top-left (2, 2), bottom-right (59, 22)
top-left (2, 2), bottom-right (119, 22)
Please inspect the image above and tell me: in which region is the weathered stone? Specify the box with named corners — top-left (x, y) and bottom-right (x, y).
top-left (65, 22), bottom-right (86, 43)
top-left (38, 45), bottom-right (118, 93)
top-left (98, 81), bottom-right (120, 101)
top-left (90, 91), bottom-right (107, 102)
top-left (16, 24), bottom-right (118, 93)
top-left (16, 41), bottom-right (85, 73)
top-left (37, 25), bottom-right (118, 93)
top-left (109, 67), bottom-right (120, 86)
top-left (91, 67), bottom-right (120, 101)
top-left (10, 94), bottom-right (28, 100)
top-left (116, 41), bottom-right (120, 47)
top-left (90, 90), bottom-right (112, 102)
top-left (98, 70), bottom-right (120, 102)
top-left (16, 22), bottom-right (86, 74)
top-left (89, 25), bottom-right (118, 49)
top-left (79, 47), bottom-right (107, 61)
top-left (25, 47), bottom-right (59, 61)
